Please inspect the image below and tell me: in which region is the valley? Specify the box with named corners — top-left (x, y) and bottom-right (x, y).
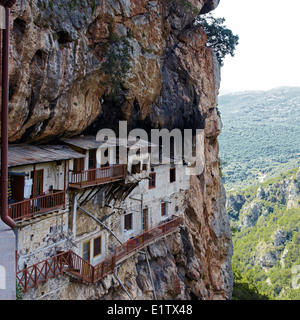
top-left (218, 87), bottom-right (300, 300)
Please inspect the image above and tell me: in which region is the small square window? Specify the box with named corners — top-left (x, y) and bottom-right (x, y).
top-left (170, 167), bottom-right (176, 183)
top-left (124, 213), bottom-right (133, 231)
top-left (93, 236), bottom-right (102, 258)
top-left (149, 172), bottom-right (156, 189)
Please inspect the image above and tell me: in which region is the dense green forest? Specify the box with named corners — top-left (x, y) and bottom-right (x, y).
top-left (218, 87), bottom-right (300, 191)
top-left (218, 87), bottom-right (300, 300)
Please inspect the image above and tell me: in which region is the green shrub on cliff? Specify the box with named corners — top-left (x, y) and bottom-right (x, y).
top-left (195, 14), bottom-right (239, 65)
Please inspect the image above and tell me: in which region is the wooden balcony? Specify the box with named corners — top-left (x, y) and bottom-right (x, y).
top-left (8, 190), bottom-right (66, 221)
top-left (69, 164), bottom-right (127, 189)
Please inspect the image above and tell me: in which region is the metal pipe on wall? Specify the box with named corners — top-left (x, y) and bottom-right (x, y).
top-left (1, 5), bottom-right (14, 229)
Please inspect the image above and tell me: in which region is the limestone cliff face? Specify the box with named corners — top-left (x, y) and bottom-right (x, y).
top-left (9, 0), bottom-right (220, 141)
top-left (9, 0), bottom-right (233, 300)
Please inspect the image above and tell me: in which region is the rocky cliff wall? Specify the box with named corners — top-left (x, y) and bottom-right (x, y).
top-left (9, 0), bottom-right (233, 300)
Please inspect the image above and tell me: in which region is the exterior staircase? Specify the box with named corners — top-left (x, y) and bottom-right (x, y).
top-left (17, 217), bottom-right (181, 293)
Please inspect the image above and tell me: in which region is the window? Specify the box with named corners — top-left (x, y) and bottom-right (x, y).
top-left (149, 172), bottom-right (156, 189)
top-left (88, 149), bottom-right (97, 169)
top-left (170, 167), bottom-right (176, 183)
top-left (124, 213), bottom-right (133, 231)
top-left (132, 162), bottom-right (141, 174)
top-left (142, 163), bottom-right (148, 171)
top-left (161, 202), bottom-right (167, 217)
top-left (93, 236), bottom-right (102, 258)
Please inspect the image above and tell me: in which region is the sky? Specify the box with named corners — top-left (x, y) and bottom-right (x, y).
top-left (212, 0), bottom-right (300, 94)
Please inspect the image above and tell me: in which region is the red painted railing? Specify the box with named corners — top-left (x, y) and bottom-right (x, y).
top-left (115, 217), bottom-right (181, 261)
top-left (17, 217), bottom-right (181, 292)
top-left (69, 164), bottom-right (127, 188)
top-left (8, 190), bottom-right (66, 221)
top-left (16, 251), bottom-right (72, 292)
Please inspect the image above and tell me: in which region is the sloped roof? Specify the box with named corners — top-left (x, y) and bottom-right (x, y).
top-left (61, 135), bottom-right (156, 150)
top-left (61, 136), bottom-right (113, 150)
top-left (5, 144), bottom-right (85, 168)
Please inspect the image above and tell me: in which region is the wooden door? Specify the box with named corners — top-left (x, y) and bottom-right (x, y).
top-left (10, 175), bottom-right (25, 202)
top-left (83, 240), bottom-right (90, 261)
top-left (74, 157), bottom-right (85, 172)
top-left (32, 169), bottom-right (43, 197)
top-left (82, 240), bottom-right (91, 277)
top-left (88, 149), bottom-right (97, 182)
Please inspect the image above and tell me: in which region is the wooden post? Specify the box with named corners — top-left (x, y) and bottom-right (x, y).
top-left (34, 265), bottom-right (38, 288)
top-left (24, 269), bottom-right (28, 293)
top-left (32, 164), bottom-right (36, 198)
top-left (91, 266), bottom-right (95, 284)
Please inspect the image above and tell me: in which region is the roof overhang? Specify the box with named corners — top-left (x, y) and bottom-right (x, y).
top-left (4, 144), bottom-right (85, 168)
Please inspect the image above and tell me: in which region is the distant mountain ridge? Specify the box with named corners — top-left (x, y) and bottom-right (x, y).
top-left (218, 86), bottom-right (300, 190)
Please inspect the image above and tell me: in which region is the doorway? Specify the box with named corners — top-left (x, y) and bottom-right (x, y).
top-left (88, 149), bottom-right (97, 182)
top-left (10, 175), bottom-right (25, 202)
top-left (31, 169), bottom-right (43, 197)
top-left (82, 240), bottom-right (91, 277)
top-left (142, 208), bottom-right (148, 232)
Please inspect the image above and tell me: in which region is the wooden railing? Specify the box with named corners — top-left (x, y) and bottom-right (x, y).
top-left (8, 190), bottom-right (66, 221)
top-left (16, 251), bottom-right (73, 293)
top-left (17, 217), bottom-right (181, 292)
top-left (69, 164), bottom-right (127, 188)
top-left (115, 217), bottom-right (181, 261)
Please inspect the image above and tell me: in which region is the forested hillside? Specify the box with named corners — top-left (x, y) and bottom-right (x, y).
top-left (218, 87), bottom-right (300, 300)
top-left (218, 87), bottom-right (300, 190)
top-left (227, 168), bottom-right (300, 299)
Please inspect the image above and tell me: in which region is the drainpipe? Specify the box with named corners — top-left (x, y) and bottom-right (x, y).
top-left (1, 0), bottom-right (16, 229)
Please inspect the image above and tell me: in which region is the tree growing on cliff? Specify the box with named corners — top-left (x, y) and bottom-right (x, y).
top-left (195, 14), bottom-right (239, 66)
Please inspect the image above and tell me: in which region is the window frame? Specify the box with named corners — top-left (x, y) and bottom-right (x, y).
top-left (149, 172), bottom-right (156, 189)
top-left (93, 235), bottom-right (102, 258)
top-left (170, 167), bottom-right (176, 183)
top-left (161, 202), bottom-right (167, 217)
top-left (124, 213), bottom-right (133, 231)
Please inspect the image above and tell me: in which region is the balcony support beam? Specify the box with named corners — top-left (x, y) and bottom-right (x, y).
top-left (113, 269), bottom-right (133, 301)
top-left (77, 205), bottom-right (122, 245)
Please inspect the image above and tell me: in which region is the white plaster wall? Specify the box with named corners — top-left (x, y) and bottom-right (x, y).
top-left (74, 230), bottom-right (106, 266)
top-left (11, 161), bottom-right (71, 271)
top-left (119, 163), bottom-right (190, 243)
top-left (10, 160), bottom-right (69, 194)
